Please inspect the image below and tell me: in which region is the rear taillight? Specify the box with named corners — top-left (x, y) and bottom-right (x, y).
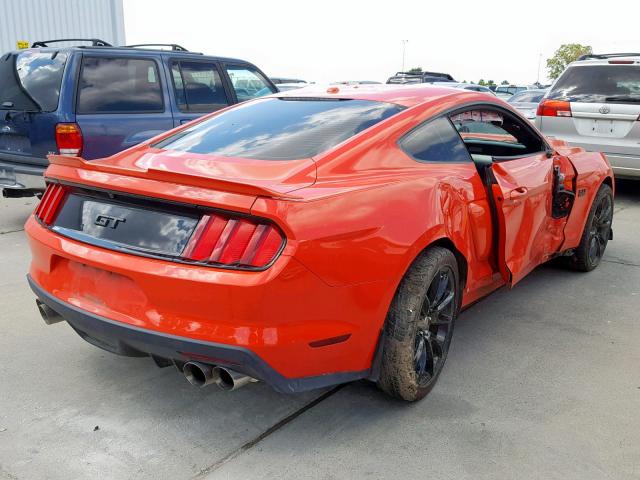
top-left (35, 184), bottom-right (68, 225)
top-left (55, 123), bottom-right (83, 155)
top-left (537, 99), bottom-right (572, 117)
top-left (182, 214), bottom-right (285, 268)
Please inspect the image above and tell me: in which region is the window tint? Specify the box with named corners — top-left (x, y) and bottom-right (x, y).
top-left (400, 117), bottom-right (471, 163)
top-left (10, 51), bottom-right (68, 111)
top-left (77, 57), bottom-right (163, 113)
top-left (225, 66), bottom-right (276, 102)
top-left (171, 61), bottom-right (229, 113)
top-left (450, 108), bottom-right (545, 157)
top-left (549, 65), bottom-right (640, 103)
top-left (154, 98), bottom-right (404, 160)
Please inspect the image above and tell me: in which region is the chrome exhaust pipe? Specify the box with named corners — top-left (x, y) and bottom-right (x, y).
top-left (183, 362), bottom-right (217, 387)
top-left (36, 300), bottom-right (63, 325)
top-left (212, 366), bottom-right (256, 391)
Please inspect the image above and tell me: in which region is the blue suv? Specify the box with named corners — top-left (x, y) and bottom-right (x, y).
top-left (0, 39), bottom-right (277, 197)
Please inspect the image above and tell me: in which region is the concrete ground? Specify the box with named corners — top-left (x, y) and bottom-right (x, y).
top-left (0, 181), bottom-right (638, 480)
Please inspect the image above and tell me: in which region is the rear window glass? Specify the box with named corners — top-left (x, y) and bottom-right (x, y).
top-left (0, 51), bottom-right (68, 111)
top-left (155, 98), bottom-right (405, 160)
top-left (549, 65), bottom-right (640, 103)
top-left (509, 91), bottom-right (545, 103)
top-left (77, 57), bottom-right (163, 113)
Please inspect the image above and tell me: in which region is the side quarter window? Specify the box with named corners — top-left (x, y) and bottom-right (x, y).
top-left (171, 61), bottom-right (229, 113)
top-left (225, 65), bottom-right (276, 102)
top-left (399, 116), bottom-right (472, 163)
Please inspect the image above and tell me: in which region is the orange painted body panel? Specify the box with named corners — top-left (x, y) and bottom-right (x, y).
top-left (26, 86), bottom-right (613, 384)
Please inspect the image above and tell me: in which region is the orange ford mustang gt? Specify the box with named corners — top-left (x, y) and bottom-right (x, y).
top-left (26, 85), bottom-right (614, 401)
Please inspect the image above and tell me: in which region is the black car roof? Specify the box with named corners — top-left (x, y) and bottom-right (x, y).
top-left (14, 44), bottom-right (254, 65)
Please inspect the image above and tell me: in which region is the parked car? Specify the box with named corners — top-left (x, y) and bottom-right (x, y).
top-left (386, 71), bottom-right (455, 84)
top-left (494, 85), bottom-right (529, 99)
top-left (27, 85), bottom-right (613, 401)
top-left (331, 80), bottom-right (382, 85)
top-left (275, 83), bottom-right (308, 92)
top-left (270, 77), bottom-right (307, 85)
top-left (536, 53), bottom-right (640, 179)
top-left (507, 89), bottom-right (547, 119)
top-left (0, 39), bottom-right (277, 198)
top-left (432, 82), bottom-right (496, 95)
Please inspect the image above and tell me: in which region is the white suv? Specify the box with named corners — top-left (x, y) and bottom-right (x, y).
top-left (536, 53), bottom-right (640, 179)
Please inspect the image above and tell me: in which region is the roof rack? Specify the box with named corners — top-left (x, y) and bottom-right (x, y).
top-left (125, 43), bottom-right (189, 52)
top-left (31, 38), bottom-right (112, 48)
top-left (578, 52), bottom-right (640, 60)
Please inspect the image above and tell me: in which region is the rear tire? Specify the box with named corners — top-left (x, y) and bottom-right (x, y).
top-left (377, 247), bottom-right (460, 402)
top-left (568, 184), bottom-right (613, 272)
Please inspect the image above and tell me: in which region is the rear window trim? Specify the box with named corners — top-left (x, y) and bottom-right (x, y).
top-left (75, 54), bottom-right (166, 115)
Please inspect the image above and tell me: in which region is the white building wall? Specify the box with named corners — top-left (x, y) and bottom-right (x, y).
top-left (0, 0), bottom-right (125, 52)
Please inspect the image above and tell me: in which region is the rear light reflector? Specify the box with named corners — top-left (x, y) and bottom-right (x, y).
top-left (55, 123), bottom-right (83, 155)
top-left (183, 214), bottom-right (284, 268)
top-left (537, 99), bottom-right (572, 117)
top-left (35, 184), bottom-right (68, 225)
top-left (608, 60), bottom-right (634, 64)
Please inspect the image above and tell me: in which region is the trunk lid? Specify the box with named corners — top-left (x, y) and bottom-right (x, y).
top-left (569, 102), bottom-right (640, 155)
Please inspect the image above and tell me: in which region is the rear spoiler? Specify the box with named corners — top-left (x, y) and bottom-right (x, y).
top-left (47, 155), bottom-right (303, 199)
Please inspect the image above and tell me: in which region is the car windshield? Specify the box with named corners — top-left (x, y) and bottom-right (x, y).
top-left (549, 65), bottom-right (640, 103)
top-left (154, 97), bottom-right (405, 160)
top-left (0, 51), bottom-right (68, 111)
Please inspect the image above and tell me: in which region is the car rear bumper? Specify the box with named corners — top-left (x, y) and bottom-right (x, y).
top-left (28, 274), bottom-right (367, 393)
top-left (0, 155), bottom-right (47, 193)
top-left (25, 216), bottom-right (386, 391)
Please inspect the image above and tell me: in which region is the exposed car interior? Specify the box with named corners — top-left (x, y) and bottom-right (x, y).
top-left (450, 108), bottom-right (546, 158)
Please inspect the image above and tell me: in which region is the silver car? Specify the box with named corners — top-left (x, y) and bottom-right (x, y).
top-left (508, 89), bottom-right (547, 120)
top-left (432, 82), bottom-right (495, 94)
top-left (536, 53), bottom-right (640, 179)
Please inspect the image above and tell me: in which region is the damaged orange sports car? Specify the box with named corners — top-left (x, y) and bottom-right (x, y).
top-left (26, 85), bottom-right (614, 401)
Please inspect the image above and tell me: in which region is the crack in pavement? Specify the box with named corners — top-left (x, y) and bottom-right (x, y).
top-left (192, 384), bottom-right (345, 479)
top-left (603, 258), bottom-right (640, 268)
top-left (0, 229), bottom-right (24, 235)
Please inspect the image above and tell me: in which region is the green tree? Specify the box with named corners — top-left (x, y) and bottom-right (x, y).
top-left (406, 67), bottom-right (423, 74)
top-left (478, 79), bottom-right (486, 86)
top-left (546, 43), bottom-right (592, 79)
top-left (487, 80), bottom-right (496, 86)
top-left (501, 80), bottom-right (509, 85)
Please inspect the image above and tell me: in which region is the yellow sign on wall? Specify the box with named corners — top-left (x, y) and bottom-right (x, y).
top-left (16, 40), bottom-right (30, 49)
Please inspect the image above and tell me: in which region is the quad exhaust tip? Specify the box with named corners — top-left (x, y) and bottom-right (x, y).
top-left (183, 362), bottom-right (256, 390)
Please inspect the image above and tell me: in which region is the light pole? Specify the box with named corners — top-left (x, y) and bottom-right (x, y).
top-left (537, 52), bottom-right (542, 85)
top-left (402, 40), bottom-right (408, 72)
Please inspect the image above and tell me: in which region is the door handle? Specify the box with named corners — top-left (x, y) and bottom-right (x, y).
top-left (508, 187), bottom-right (528, 200)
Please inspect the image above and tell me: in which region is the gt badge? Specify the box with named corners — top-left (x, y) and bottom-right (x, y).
top-left (95, 214), bottom-right (125, 229)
